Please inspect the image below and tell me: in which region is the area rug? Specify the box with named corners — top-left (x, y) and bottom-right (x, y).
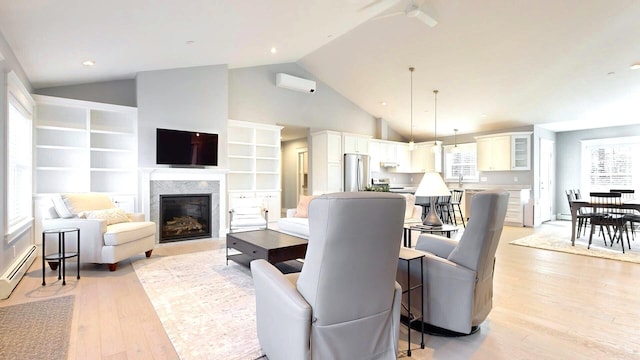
top-left (0, 295), bottom-right (74, 359)
top-left (510, 229), bottom-right (640, 264)
top-left (132, 249), bottom-right (264, 360)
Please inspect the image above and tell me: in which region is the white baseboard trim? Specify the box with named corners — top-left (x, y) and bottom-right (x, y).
top-left (0, 245), bottom-right (37, 299)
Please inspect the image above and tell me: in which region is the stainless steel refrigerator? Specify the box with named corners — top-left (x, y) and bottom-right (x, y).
top-left (343, 153), bottom-right (370, 192)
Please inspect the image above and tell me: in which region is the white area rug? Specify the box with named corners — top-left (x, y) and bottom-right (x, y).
top-left (132, 249), bottom-right (264, 360)
top-left (510, 225), bottom-right (640, 264)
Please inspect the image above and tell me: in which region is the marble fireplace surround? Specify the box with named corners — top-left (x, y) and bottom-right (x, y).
top-left (141, 168), bottom-right (228, 240)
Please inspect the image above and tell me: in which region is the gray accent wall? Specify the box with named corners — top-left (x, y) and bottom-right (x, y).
top-left (229, 63), bottom-right (377, 136)
top-left (136, 65), bottom-right (229, 168)
top-left (555, 124), bottom-right (640, 217)
top-left (34, 79), bottom-right (137, 107)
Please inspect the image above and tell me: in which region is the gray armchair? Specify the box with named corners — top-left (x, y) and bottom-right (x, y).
top-left (397, 189), bottom-right (509, 335)
top-left (251, 192), bottom-right (406, 360)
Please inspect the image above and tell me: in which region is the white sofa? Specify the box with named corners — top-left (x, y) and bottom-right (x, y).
top-left (278, 193), bottom-right (422, 239)
top-left (42, 193), bottom-right (156, 271)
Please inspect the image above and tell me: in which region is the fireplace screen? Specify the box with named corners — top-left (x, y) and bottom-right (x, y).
top-left (159, 194), bottom-right (211, 243)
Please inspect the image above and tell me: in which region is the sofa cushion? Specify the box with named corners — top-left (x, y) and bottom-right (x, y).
top-left (81, 208), bottom-right (131, 225)
top-left (62, 193), bottom-right (116, 215)
top-left (294, 195), bottom-right (315, 218)
top-left (104, 221), bottom-right (156, 246)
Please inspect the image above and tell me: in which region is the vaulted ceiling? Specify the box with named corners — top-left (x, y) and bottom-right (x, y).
top-left (1, 0), bottom-right (639, 139)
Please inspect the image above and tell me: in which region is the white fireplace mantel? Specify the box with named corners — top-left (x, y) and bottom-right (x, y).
top-left (141, 168), bottom-right (229, 238)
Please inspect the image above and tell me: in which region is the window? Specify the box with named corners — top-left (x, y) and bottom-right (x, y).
top-left (5, 71), bottom-right (34, 240)
top-left (443, 143), bottom-right (478, 181)
top-left (581, 136), bottom-right (640, 193)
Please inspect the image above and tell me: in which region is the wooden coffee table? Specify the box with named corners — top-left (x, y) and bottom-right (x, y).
top-left (226, 230), bottom-right (308, 272)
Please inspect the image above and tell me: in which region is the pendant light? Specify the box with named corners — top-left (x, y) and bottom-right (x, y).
top-left (452, 128), bottom-right (460, 153)
top-left (408, 67), bottom-right (415, 150)
top-left (432, 89), bottom-right (441, 153)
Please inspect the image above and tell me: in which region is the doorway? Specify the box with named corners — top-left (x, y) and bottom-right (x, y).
top-left (296, 148), bottom-right (309, 205)
top-left (539, 138), bottom-right (554, 222)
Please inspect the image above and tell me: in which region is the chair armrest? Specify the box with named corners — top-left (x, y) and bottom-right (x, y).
top-left (409, 205), bottom-right (422, 220)
top-left (415, 234), bottom-right (458, 258)
top-left (127, 213), bottom-right (145, 222)
top-left (286, 209), bottom-right (297, 218)
top-left (42, 217), bottom-right (107, 234)
top-left (251, 259), bottom-right (311, 360)
top-left (423, 253), bottom-right (476, 281)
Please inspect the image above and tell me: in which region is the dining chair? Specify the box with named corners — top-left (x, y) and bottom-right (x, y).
top-left (610, 189), bottom-right (639, 240)
top-left (565, 190), bottom-right (590, 238)
top-left (435, 195), bottom-right (453, 224)
top-left (450, 189), bottom-right (466, 227)
top-left (588, 192), bottom-right (630, 253)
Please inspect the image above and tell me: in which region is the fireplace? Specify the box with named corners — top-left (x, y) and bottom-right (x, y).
top-left (159, 194), bottom-right (212, 243)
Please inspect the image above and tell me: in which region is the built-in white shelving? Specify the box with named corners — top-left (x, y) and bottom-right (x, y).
top-left (228, 120), bottom-right (283, 224)
top-left (33, 95), bottom-right (138, 197)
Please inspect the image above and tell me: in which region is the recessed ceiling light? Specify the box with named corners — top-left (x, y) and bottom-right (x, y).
top-left (380, 101), bottom-right (387, 106)
top-left (186, 40), bottom-right (195, 45)
top-left (270, 46), bottom-right (277, 54)
top-left (630, 63), bottom-right (640, 70)
top-left (82, 60), bottom-right (96, 67)
top-left (481, 114), bottom-right (487, 118)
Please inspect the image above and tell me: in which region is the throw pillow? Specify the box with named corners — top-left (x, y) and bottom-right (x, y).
top-left (62, 193), bottom-right (116, 214)
top-left (80, 208), bottom-right (130, 225)
top-left (294, 195), bottom-right (315, 218)
top-left (51, 194), bottom-right (74, 218)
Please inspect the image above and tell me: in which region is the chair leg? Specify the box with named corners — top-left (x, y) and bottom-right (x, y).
top-left (108, 263), bottom-right (118, 271)
top-left (456, 204), bottom-right (466, 228)
top-left (588, 224), bottom-right (595, 249)
top-left (145, 250), bottom-right (153, 258)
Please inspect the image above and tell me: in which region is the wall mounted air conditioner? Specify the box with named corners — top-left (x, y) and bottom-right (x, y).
top-left (276, 73), bottom-right (316, 93)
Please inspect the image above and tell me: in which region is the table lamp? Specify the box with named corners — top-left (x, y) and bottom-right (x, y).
top-left (414, 172), bottom-right (451, 226)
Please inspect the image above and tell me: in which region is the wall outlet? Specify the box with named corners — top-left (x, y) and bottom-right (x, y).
top-left (480, 177), bottom-right (488, 182)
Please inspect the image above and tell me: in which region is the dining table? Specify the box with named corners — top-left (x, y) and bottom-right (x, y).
top-left (569, 199), bottom-right (640, 245)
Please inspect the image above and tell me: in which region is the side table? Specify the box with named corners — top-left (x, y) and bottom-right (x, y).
top-left (42, 228), bottom-right (80, 286)
top-left (398, 247), bottom-right (425, 356)
top-left (403, 223), bottom-right (459, 248)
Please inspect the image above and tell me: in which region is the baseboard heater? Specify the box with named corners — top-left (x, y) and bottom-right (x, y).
top-left (0, 245), bottom-right (37, 299)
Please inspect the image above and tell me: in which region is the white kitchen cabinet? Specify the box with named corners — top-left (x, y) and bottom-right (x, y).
top-left (369, 140), bottom-right (381, 172)
top-left (511, 135), bottom-right (531, 170)
top-left (410, 142), bottom-right (442, 173)
top-left (476, 132), bottom-right (532, 171)
top-left (394, 143), bottom-right (412, 172)
top-left (34, 95), bottom-right (138, 197)
top-left (343, 133), bottom-right (370, 155)
top-left (311, 130), bottom-right (343, 194)
top-left (476, 134), bottom-right (512, 171)
top-left (378, 141), bottom-right (398, 164)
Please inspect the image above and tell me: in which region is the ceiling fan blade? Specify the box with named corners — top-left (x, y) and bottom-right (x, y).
top-left (414, 10), bottom-right (438, 27)
top-left (358, 0), bottom-right (401, 12)
top-left (372, 11), bottom-right (404, 21)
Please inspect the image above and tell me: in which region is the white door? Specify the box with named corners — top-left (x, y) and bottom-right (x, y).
top-left (539, 138), bottom-right (554, 222)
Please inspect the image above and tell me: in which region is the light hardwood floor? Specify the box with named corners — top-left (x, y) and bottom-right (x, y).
top-left (2, 222), bottom-right (640, 359)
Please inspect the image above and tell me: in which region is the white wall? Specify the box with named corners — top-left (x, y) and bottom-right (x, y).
top-left (136, 65), bottom-right (229, 168)
top-left (229, 63), bottom-right (377, 136)
top-left (34, 79), bottom-right (136, 107)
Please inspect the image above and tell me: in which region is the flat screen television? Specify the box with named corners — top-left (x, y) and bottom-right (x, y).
top-left (156, 128), bottom-right (218, 166)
